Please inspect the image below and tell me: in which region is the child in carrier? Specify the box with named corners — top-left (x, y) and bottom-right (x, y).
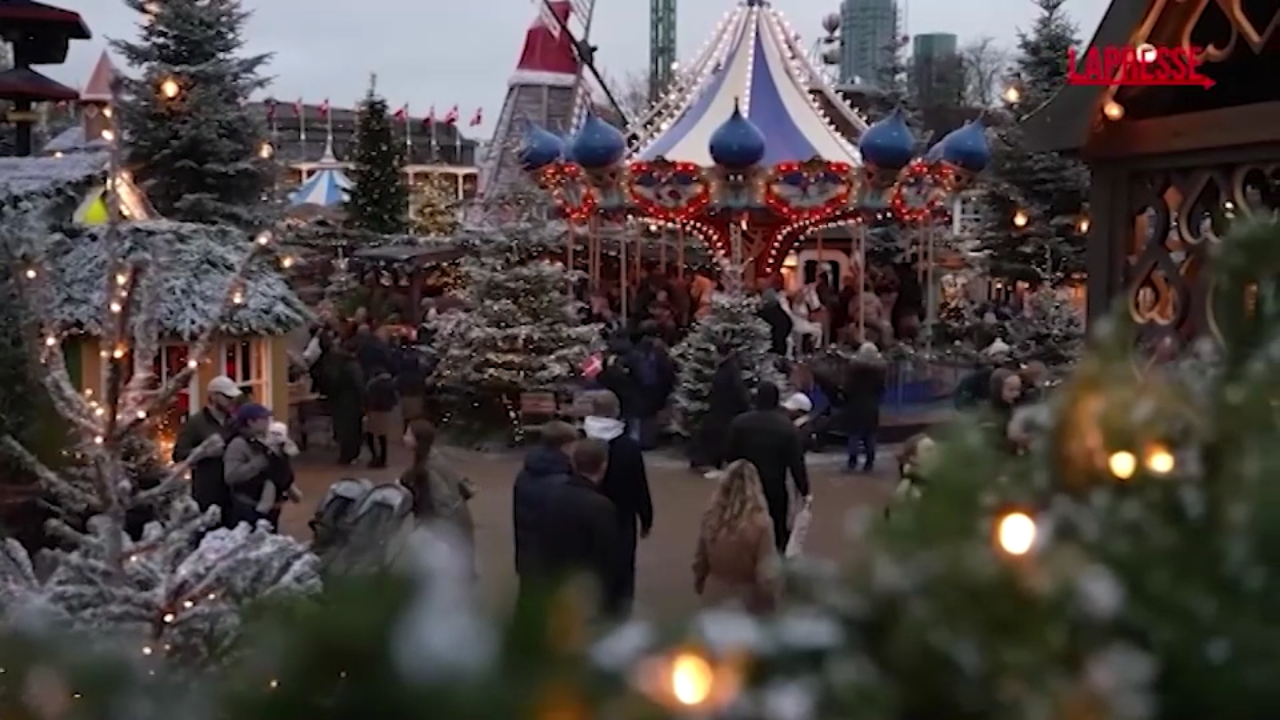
top-left (886, 434), bottom-right (935, 517)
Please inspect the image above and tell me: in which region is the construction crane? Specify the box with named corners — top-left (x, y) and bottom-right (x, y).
top-left (649, 0), bottom-right (676, 102)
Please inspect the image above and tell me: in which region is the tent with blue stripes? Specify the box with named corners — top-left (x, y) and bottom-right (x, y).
top-left (631, 0), bottom-right (865, 167)
top-left (288, 140), bottom-right (353, 209)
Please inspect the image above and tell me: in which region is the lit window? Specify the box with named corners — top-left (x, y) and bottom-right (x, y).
top-left (222, 340), bottom-right (268, 402)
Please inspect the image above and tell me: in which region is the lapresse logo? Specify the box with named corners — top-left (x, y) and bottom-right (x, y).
top-left (1066, 43), bottom-right (1214, 88)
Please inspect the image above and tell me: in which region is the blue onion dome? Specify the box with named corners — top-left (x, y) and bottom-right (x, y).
top-left (858, 108), bottom-right (916, 170)
top-left (560, 131), bottom-right (578, 164)
top-left (708, 100), bottom-right (766, 169)
top-left (570, 111), bottom-right (626, 169)
top-left (518, 122), bottom-right (563, 170)
top-left (938, 119), bottom-right (991, 172)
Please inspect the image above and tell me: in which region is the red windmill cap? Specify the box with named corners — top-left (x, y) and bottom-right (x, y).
top-left (510, 0), bottom-right (578, 87)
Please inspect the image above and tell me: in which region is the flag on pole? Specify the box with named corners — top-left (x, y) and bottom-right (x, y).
top-left (295, 98), bottom-right (306, 142)
top-left (426, 105), bottom-right (437, 162)
top-left (318, 98), bottom-right (330, 118)
top-left (469, 107), bottom-right (483, 126)
top-left (393, 104), bottom-right (408, 122)
top-left (443, 105), bottom-right (459, 125)
top-left (394, 104), bottom-right (412, 156)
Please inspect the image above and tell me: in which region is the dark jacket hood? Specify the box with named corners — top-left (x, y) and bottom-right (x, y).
top-left (521, 445), bottom-right (573, 479)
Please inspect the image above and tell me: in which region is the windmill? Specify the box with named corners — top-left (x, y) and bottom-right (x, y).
top-left (476, 0), bottom-right (629, 210)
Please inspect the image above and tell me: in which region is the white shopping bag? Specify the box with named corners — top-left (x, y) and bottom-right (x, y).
top-left (785, 500), bottom-right (812, 558)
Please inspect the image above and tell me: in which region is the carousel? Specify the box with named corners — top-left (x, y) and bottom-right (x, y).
top-left (520, 0), bottom-right (989, 340)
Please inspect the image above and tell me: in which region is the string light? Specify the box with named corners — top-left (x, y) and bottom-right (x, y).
top-left (1144, 444), bottom-right (1175, 474)
top-left (1103, 100), bottom-right (1125, 121)
top-left (1012, 209), bottom-right (1029, 228)
top-left (258, 142), bottom-right (274, 159)
top-left (1108, 451), bottom-right (1137, 480)
top-left (670, 652), bottom-right (714, 706)
top-left (24, 268), bottom-right (36, 279)
top-left (159, 77), bottom-right (181, 100)
top-left (1077, 216), bottom-right (1091, 233)
top-left (1001, 85), bottom-right (1022, 104)
top-left (996, 511), bottom-right (1037, 556)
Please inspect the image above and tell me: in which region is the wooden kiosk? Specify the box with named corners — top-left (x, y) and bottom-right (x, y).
top-left (1022, 0), bottom-right (1280, 342)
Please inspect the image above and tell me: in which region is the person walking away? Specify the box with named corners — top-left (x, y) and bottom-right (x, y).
top-left (364, 365), bottom-right (397, 468)
top-left (758, 289), bottom-right (793, 356)
top-left (582, 390), bottom-right (654, 617)
top-left (691, 351), bottom-right (751, 472)
top-left (395, 342), bottom-right (428, 432)
top-left (173, 375), bottom-right (242, 523)
top-left (724, 382), bottom-right (811, 552)
top-left (400, 419), bottom-right (477, 577)
top-left (552, 438), bottom-right (622, 614)
top-left (1017, 361), bottom-right (1049, 404)
top-left (329, 340), bottom-right (366, 465)
top-left (222, 404), bottom-right (300, 530)
top-left (628, 325), bottom-right (676, 448)
top-left (512, 421), bottom-right (581, 609)
top-left (842, 342), bottom-right (887, 473)
top-left (692, 460), bottom-right (781, 614)
top-left (598, 332), bottom-right (643, 440)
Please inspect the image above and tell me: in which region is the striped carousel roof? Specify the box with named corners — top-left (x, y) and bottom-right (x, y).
top-left (287, 139), bottom-right (352, 208)
top-left (632, 0), bottom-right (865, 167)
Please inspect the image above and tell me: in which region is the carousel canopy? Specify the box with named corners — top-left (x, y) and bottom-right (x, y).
top-left (632, 0), bottom-right (864, 167)
top-left (288, 139), bottom-right (352, 209)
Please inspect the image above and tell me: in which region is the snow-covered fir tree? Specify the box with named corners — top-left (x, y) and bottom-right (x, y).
top-left (672, 270), bottom-right (783, 431)
top-left (346, 81), bottom-right (408, 235)
top-left (431, 247), bottom-right (598, 434)
top-left (973, 0), bottom-right (1089, 284)
top-left (1005, 287), bottom-right (1084, 366)
top-left (113, 0), bottom-right (272, 228)
top-left (0, 207), bottom-right (319, 666)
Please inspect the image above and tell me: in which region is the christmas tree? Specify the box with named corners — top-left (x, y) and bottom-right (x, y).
top-left (346, 81), bottom-right (409, 236)
top-left (410, 176), bottom-right (460, 237)
top-left (0, 193), bottom-right (319, 664)
top-left (430, 243), bottom-right (598, 436)
top-left (973, 0), bottom-right (1090, 284)
top-left (1005, 286), bottom-right (1085, 366)
top-left (671, 271), bottom-right (783, 431)
top-left (112, 0), bottom-right (272, 228)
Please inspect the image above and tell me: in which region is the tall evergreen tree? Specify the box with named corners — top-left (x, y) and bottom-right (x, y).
top-left (113, 0), bottom-right (272, 228)
top-left (346, 83), bottom-right (408, 235)
top-left (864, 31), bottom-right (926, 266)
top-left (972, 0), bottom-right (1090, 285)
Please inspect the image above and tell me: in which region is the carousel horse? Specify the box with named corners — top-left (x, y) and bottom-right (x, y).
top-left (788, 285), bottom-right (825, 357)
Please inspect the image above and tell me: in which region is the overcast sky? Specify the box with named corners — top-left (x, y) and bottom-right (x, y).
top-left (50, 0), bottom-right (1108, 135)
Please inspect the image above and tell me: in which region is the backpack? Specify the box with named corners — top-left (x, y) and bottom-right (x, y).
top-left (309, 479), bottom-right (414, 574)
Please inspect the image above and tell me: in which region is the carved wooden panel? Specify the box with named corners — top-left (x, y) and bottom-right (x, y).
top-left (1124, 161), bottom-right (1280, 341)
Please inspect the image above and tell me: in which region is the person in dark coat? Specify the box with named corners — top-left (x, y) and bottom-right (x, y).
top-left (364, 366), bottom-right (397, 468)
top-left (758, 289), bottom-right (793, 356)
top-left (220, 404), bottom-right (298, 530)
top-left (173, 375), bottom-right (242, 523)
top-left (724, 382), bottom-right (812, 552)
top-left (558, 438), bottom-right (621, 613)
top-left (691, 351), bottom-right (751, 471)
top-left (582, 390), bottom-right (654, 617)
top-left (627, 325), bottom-right (676, 448)
top-left (329, 341), bottom-right (366, 465)
top-left (598, 332), bottom-right (643, 438)
top-left (512, 421), bottom-right (581, 607)
top-left (842, 342), bottom-right (888, 472)
top-left (395, 342), bottom-right (428, 431)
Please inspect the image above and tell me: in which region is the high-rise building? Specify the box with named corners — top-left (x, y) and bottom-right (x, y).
top-left (911, 33), bottom-right (962, 107)
top-left (838, 0), bottom-right (899, 87)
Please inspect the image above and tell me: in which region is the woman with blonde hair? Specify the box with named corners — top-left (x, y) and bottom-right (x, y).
top-left (692, 460), bottom-right (781, 614)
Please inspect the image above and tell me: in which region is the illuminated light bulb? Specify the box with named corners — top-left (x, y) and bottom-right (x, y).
top-left (142, 646), bottom-right (153, 655)
top-left (1108, 451), bottom-right (1137, 480)
top-left (112, 348), bottom-right (125, 359)
top-left (103, 107), bottom-right (112, 118)
top-left (996, 511), bottom-right (1037, 555)
top-left (1103, 100), bottom-right (1125, 121)
top-left (162, 612), bottom-right (175, 623)
top-left (101, 129), bottom-right (115, 142)
top-left (94, 407), bottom-right (105, 417)
top-left (255, 231), bottom-right (272, 245)
top-left (1012, 209), bottom-right (1029, 228)
top-left (54, 151), bottom-right (63, 158)
top-left (1002, 85), bottom-right (1021, 104)
top-left (207, 592), bottom-right (216, 600)
top-left (187, 359), bottom-right (198, 369)
top-left (159, 77), bottom-right (181, 99)
top-left (93, 436), bottom-right (104, 444)
top-left (670, 652), bottom-right (714, 706)
top-left (116, 273), bottom-right (128, 286)
top-left (183, 600), bottom-right (194, 609)
top-left (109, 302), bottom-right (122, 313)
top-left (45, 336), bottom-right (56, 347)
top-left (136, 410), bottom-right (147, 419)
top-left (232, 291), bottom-right (245, 304)
top-left (1145, 445), bottom-right (1175, 474)
top-left (280, 255), bottom-right (295, 268)
top-left (1077, 217), bottom-right (1091, 233)
top-left (24, 268), bottom-right (36, 279)
top-left (268, 679), bottom-right (279, 689)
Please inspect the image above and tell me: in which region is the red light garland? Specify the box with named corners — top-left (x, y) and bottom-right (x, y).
top-left (626, 160), bottom-right (711, 222)
top-left (537, 162), bottom-right (598, 223)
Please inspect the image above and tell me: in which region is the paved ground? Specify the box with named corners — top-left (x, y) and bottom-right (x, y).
top-left (279, 442), bottom-right (896, 619)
